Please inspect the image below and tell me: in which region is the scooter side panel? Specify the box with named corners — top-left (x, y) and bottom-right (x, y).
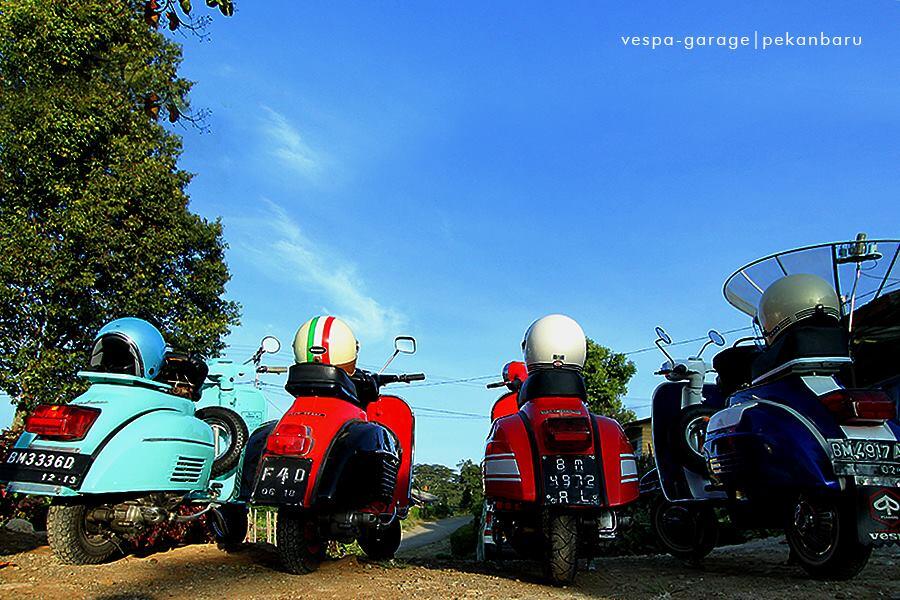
top-left (79, 409), bottom-right (215, 494)
top-left (706, 400), bottom-right (840, 497)
top-left (4, 383), bottom-right (203, 495)
top-left (594, 415), bottom-right (639, 507)
top-left (367, 395), bottom-right (414, 511)
top-left (483, 413), bottom-right (537, 503)
top-left (491, 393), bottom-right (519, 421)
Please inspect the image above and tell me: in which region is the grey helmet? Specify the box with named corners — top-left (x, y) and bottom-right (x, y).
top-left (756, 274), bottom-right (841, 344)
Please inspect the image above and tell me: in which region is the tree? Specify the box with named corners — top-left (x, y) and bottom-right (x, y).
top-left (0, 0), bottom-right (240, 414)
top-left (456, 459), bottom-right (483, 517)
top-left (583, 338), bottom-right (637, 423)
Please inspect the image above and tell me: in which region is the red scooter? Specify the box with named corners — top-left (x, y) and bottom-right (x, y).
top-left (249, 336), bottom-right (423, 573)
top-left (481, 360), bottom-right (639, 584)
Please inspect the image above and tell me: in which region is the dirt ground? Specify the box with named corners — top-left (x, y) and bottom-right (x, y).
top-left (1, 529), bottom-right (898, 600)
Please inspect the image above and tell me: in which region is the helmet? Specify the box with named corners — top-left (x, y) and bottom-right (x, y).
top-left (89, 317), bottom-right (167, 379)
top-left (757, 274), bottom-right (841, 344)
top-left (502, 361), bottom-right (528, 390)
top-left (522, 314), bottom-right (587, 371)
top-left (293, 315), bottom-right (358, 374)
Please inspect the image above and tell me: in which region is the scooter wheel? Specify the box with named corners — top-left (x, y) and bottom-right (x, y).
top-left (358, 519), bottom-right (402, 561)
top-left (197, 406), bottom-right (249, 477)
top-left (785, 494), bottom-right (871, 580)
top-left (47, 503), bottom-right (119, 565)
top-left (276, 508), bottom-right (324, 574)
top-left (543, 510), bottom-right (578, 586)
top-left (650, 495), bottom-right (718, 563)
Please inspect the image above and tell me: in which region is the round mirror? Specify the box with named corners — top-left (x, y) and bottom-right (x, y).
top-left (708, 329), bottom-right (726, 347)
top-left (261, 335), bottom-right (281, 354)
top-left (395, 335), bottom-right (417, 355)
top-left (655, 326), bottom-right (672, 345)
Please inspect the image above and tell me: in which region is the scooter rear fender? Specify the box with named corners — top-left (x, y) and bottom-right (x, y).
top-left (483, 412), bottom-right (537, 503)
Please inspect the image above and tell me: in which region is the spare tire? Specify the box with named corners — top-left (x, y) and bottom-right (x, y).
top-left (671, 404), bottom-right (717, 474)
top-left (196, 406), bottom-right (248, 477)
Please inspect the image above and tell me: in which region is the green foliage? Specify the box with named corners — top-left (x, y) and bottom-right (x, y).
top-left (412, 460), bottom-right (484, 519)
top-left (449, 520), bottom-right (476, 558)
top-left (583, 337), bottom-right (637, 423)
top-left (0, 0), bottom-right (240, 412)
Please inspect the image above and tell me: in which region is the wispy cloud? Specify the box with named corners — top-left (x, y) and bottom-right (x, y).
top-left (237, 200), bottom-right (405, 342)
top-left (259, 106), bottom-right (322, 179)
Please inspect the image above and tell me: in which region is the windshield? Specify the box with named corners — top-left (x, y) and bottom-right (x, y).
top-left (723, 238), bottom-right (900, 318)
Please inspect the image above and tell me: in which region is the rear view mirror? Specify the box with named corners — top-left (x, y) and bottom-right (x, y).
top-left (655, 327), bottom-right (672, 345)
top-left (395, 336), bottom-right (417, 355)
top-left (708, 330), bottom-right (726, 347)
top-left (261, 336), bottom-right (281, 354)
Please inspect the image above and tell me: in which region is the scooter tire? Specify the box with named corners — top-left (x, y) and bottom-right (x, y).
top-left (47, 503), bottom-right (119, 565)
top-left (785, 495), bottom-right (872, 580)
top-left (650, 495), bottom-right (718, 563)
top-left (211, 503), bottom-right (249, 552)
top-left (544, 511), bottom-right (578, 586)
top-left (197, 406), bottom-right (248, 477)
top-left (358, 519), bottom-right (402, 561)
top-left (276, 509), bottom-right (324, 574)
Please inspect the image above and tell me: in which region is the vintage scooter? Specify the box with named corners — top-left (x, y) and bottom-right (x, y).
top-left (0, 318), bottom-right (282, 563)
top-left (646, 235), bottom-right (900, 580)
top-left (249, 336), bottom-right (423, 574)
top-left (481, 360), bottom-right (640, 584)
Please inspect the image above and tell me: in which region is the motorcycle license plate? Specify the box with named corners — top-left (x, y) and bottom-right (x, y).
top-left (828, 439), bottom-right (900, 477)
top-left (857, 486), bottom-right (900, 545)
top-left (251, 456), bottom-right (312, 505)
top-left (542, 455), bottom-right (601, 506)
top-left (0, 449), bottom-right (92, 489)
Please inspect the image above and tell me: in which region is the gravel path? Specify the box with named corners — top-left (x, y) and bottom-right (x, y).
top-left (1, 530), bottom-right (898, 599)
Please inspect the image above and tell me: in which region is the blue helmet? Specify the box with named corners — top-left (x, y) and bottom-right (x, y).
top-left (89, 318), bottom-right (167, 379)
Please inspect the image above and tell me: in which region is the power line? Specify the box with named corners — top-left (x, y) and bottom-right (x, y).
top-left (622, 326), bottom-right (754, 356)
top-left (410, 405), bottom-right (489, 419)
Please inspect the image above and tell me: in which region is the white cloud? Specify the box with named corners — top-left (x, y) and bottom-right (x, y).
top-left (238, 200), bottom-right (405, 342)
top-left (259, 106), bottom-right (321, 179)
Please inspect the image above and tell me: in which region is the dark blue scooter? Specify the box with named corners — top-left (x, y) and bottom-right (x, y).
top-left (644, 235), bottom-right (900, 580)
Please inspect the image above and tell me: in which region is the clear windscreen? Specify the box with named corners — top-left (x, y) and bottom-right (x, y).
top-left (723, 239), bottom-right (900, 318)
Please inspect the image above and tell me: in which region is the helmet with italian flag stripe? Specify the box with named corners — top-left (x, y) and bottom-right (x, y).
top-left (292, 315), bottom-right (359, 374)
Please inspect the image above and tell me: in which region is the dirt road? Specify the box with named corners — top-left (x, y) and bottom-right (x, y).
top-left (398, 516), bottom-right (472, 555)
top-left (1, 528), bottom-right (898, 600)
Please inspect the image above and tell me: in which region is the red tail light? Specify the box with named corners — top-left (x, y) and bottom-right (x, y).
top-left (266, 415), bottom-right (314, 456)
top-left (820, 390), bottom-right (896, 423)
top-left (25, 404), bottom-right (100, 441)
top-left (544, 417), bottom-right (592, 451)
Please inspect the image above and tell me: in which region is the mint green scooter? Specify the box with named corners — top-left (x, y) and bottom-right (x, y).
top-left (0, 318), bottom-right (284, 564)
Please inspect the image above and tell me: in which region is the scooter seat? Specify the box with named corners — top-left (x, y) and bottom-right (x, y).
top-left (285, 363), bottom-right (359, 403)
top-left (751, 322), bottom-right (849, 383)
top-left (517, 368), bottom-right (586, 407)
top-left (713, 345), bottom-right (762, 397)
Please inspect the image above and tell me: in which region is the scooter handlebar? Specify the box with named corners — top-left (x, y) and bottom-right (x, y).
top-left (376, 373), bottom-right (426, 385)
top-left (486, 381), bottom-right (506, 389)
top-left (257, 366), bottom-right (289, 374)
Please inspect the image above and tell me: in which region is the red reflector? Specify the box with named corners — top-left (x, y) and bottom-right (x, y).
top-left (820, 390), bottom-right (896, 423)
top-left (266, 417), bottom-right (314, 456)
top-left (25, 404), bottom-right (100, 441)
top-left (544, 417), bottom-right (592, 451)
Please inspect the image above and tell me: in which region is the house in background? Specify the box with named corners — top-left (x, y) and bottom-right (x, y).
top-left (624, 416), bottom-right (652, 458)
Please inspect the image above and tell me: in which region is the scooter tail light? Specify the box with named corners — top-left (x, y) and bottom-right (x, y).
top-left (820, 390), bottom-right (896, 423)
top-left (266, 417), bottom-right (314, 456)
top-left (543, 417), bottom-right (592, 451)
top-left (24, 404), bottom-right (100, 441)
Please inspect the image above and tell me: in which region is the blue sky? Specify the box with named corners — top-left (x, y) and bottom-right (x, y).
top-left (3, 1), bottom-right (900, 466)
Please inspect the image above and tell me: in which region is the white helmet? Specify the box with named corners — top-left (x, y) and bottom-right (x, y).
top-left (757, 274), bottom-right (841, 344)
top-left (293, 315), bottom-right (359, 374)
top-left (522, 314), bottom-right (587, 371)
